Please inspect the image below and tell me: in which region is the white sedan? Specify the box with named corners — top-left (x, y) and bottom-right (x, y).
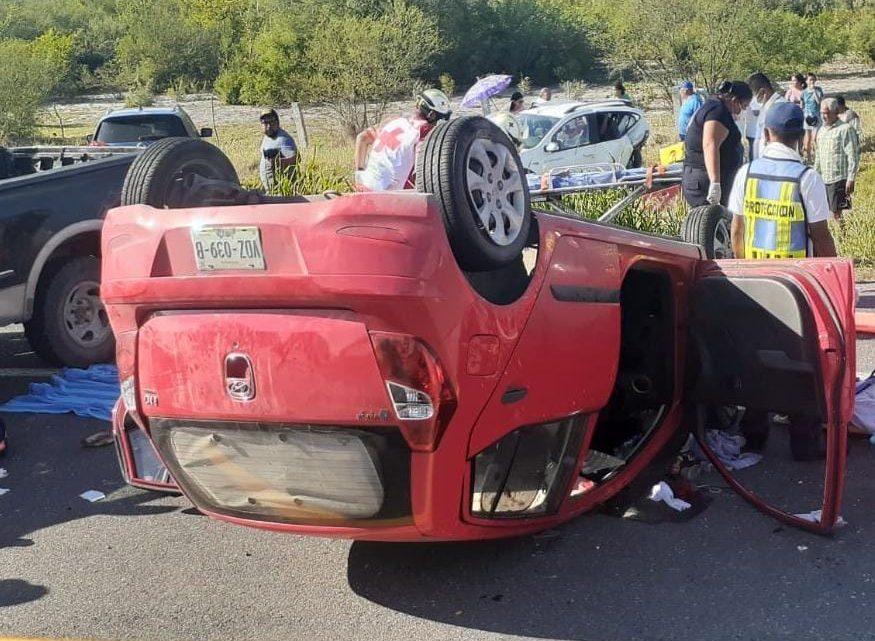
top-left (516, 100), bottom-right (650, 174)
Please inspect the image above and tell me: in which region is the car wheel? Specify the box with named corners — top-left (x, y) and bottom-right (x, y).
top-left (681, 204), bottom-right (734, 259)
top-left (25, 256), bottom-right (114, 367)
top-left (417, 116), bottom-right (531, 271)
top-left (120, 137), bottom-right (238, 208)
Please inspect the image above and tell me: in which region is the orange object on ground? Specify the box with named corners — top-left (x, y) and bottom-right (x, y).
top-left (856, 310), bottom-right (875, 335)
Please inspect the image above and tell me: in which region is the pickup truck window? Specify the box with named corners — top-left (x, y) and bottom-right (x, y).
top-left (96, 115), bottom-right (188, 144)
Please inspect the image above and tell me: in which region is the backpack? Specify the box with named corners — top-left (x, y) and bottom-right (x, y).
top-left (852, 372), bottom-right (875, 435)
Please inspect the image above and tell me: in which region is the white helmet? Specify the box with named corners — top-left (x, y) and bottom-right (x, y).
top-left (417, 88), bottom-right (452, 121)
top-left (488, 112), bottom-right (522, 145)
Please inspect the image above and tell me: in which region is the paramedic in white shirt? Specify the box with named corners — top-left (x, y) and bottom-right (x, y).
top-left (354, 89), bottom-right (451, 191)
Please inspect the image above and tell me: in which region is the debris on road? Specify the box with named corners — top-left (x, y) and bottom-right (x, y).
top-left (81, 431), bottom-right (114, 448)
top-left (795, 509), bottom-right (847, 527)
top-left (649, 481), bottom-right (691, 511)
top-left (79, 490), bottom-right (106, 502)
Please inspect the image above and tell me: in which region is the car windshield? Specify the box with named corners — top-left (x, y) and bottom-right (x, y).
top-left (95, 114), bottom-right (188, 144)
top-left (516, 114), bottom-right (559, 150)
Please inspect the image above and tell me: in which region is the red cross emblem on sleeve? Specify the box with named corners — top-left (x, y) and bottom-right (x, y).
top-left (373, 126), bottom-right (406, 153)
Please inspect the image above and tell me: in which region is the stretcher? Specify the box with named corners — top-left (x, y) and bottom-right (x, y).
top-left (527, 162), bottom-right (683, 223)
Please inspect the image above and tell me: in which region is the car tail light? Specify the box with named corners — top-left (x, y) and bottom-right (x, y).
top-left (115, 329), bottom-right (145, 427)
top-left (369, 331), bottom-right (456, 452)
top-left (115, 329), bottom-right (137, 382)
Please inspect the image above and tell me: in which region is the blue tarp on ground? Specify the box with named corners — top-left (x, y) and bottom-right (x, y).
top-left (0, 364), bottom-right (119, 422)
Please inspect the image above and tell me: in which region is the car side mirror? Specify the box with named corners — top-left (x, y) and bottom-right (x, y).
top-left (85, 134), bottom-right (94, 144)
top-left (200, 128), bottom-right (213, 138)
top-left (545, 141), bottom-right (560, 153)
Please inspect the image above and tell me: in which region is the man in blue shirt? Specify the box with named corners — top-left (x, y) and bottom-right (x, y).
top-left (259, 108), bottom-right (298, 191)
top-left (677, 81), bottom-right (703, 141)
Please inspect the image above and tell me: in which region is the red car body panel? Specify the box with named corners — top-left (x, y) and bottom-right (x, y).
top-left (694, 260), bottom-right (855, 533)
top-left (101, 192), bottom-right (856, 540)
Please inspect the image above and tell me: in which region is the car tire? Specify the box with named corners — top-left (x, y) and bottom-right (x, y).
top-left (24, 256), bottom-right (114, 367)
top-left (681, 204), bottom-right (733, 259)
top-left (120, 137), bottom-right (238, 208)
top-left (416, 116), bottom-right (531, 271)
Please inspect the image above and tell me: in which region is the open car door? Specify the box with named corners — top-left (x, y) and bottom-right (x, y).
top-left (688, 259), bottom-right (855, 533)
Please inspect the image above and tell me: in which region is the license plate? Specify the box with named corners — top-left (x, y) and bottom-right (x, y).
top-left (191, 226), bottom-right (265, 271)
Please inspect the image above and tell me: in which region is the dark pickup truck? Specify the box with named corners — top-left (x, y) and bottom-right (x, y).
top-left (0, 146), bottom-right (141, 366)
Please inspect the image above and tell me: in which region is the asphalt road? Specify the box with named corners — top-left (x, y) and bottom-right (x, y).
top-left (2, 290), bottom-right (875, 641)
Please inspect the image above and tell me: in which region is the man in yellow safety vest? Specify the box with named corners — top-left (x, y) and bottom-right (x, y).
top-left (726, 102), bottom-right (836, 462)
top-left (728, 102), bottom-right (836, 259)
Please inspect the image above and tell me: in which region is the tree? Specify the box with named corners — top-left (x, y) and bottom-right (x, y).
top-left (0, 39), bottom-right (56, 142)
top-left (115, 0), bottom-right (221, 92)
top-left (575, 0), bottom-right (846, 107)
top-left (303, 1), bottom-right (443, 135)
top-left (850, 7), bottom-right (875, 63)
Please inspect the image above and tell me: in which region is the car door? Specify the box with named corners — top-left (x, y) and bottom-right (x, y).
top-left (542, 115), bottom-right (598, 171)
top-left (688, 259), bottom-right (855, 533)
top-left (592, 112), bottom-right (634, 166)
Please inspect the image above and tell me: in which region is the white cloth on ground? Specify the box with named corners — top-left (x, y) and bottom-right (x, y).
top-left (648, 481), bottom-right (691, 511)
top-left (694, 429), bottom-right (763, 470)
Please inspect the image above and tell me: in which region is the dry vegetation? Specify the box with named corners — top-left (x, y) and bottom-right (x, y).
top-left (34, 89), bottom-right (874, 272)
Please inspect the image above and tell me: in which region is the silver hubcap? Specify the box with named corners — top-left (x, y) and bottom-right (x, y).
top-left (63, 281), bottom-right (110, 348)
top-left (713, 218), bottom-right (733, 258)
top-left (465, 138), bottom-right (526, 246)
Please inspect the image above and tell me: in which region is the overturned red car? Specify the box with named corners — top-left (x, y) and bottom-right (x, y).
top-left (103, 118), bottom-right (857, 541)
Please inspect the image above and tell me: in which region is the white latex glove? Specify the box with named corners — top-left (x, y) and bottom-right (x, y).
top-left (706, 182), bottom-right (722, 205)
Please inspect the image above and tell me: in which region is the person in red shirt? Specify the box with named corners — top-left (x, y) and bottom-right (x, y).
top-left (354, 89), bottom-right (452, 191)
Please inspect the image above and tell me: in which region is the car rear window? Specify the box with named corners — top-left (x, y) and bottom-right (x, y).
top-left (95, 114), bottom-right (188, 144)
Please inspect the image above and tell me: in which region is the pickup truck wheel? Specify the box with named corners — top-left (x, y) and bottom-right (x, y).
top-left (417, 116), bottom-right (531, 271)
top-left (25, 256), bottom-right (114, 367)
top-left (681, 204), bottom-right (733, 259)
top-left (120, 137), bottom-right (238, 208)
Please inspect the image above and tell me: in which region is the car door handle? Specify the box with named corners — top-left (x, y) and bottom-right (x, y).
top-left (501, 387), bottom-right (528, 404)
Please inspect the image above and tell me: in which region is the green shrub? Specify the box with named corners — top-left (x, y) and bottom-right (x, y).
top-left (0, 38), bottom-right (56, 142)
top-left (438, 72), bottom-right (456, 97)
top-left (115, 0), bottom-right (221, 93)
top-left (850, 8), bottom-right (875, 63)
top-left (561, 79), bottom-right (589, 101)
top-left (303, 3), bottom-right (443, 135)
top-left (123, 87), bottom-right (154, 108)
top-left (556, 187), bottom-right (687, 237)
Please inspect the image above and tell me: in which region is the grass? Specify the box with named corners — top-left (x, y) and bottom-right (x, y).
top-left (32, 119), bottom-right (355, 194)
top-left (32, 90), bottom-right (874, 269)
